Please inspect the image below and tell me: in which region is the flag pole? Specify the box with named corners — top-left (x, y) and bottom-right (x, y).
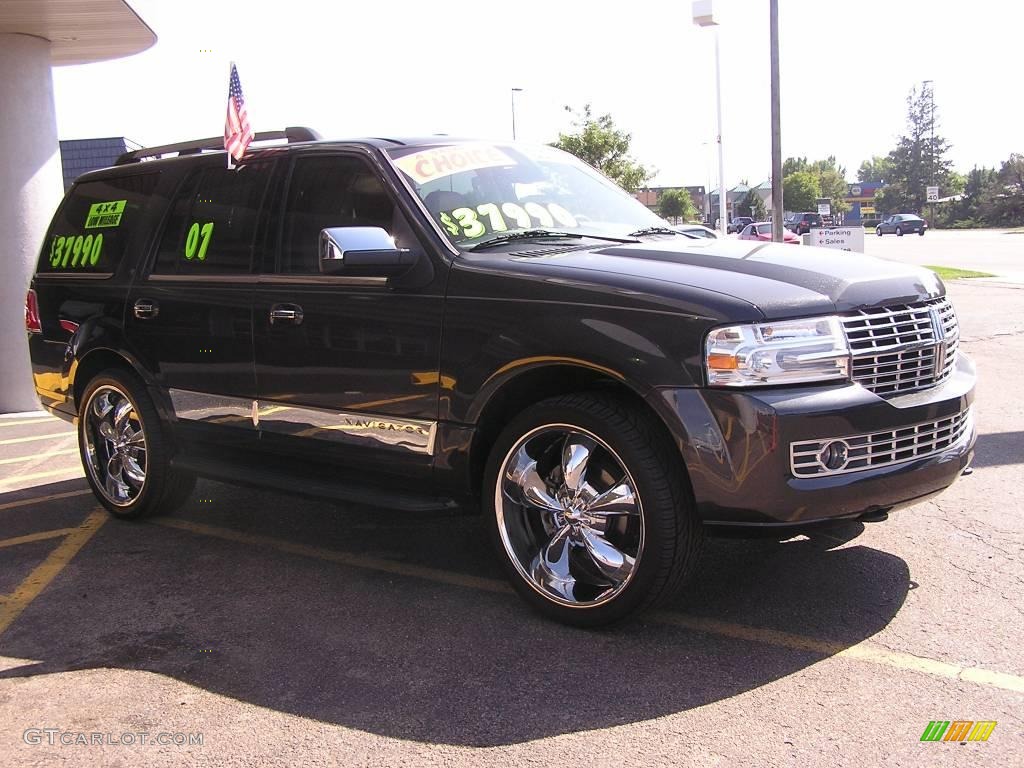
top-left (226, 61), bottom-right (235, 170)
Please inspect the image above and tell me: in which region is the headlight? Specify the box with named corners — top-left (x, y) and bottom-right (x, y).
top-left (705, 317), bottom-right (850, 387)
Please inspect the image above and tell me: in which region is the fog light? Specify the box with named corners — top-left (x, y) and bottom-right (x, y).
top-left (818, 440), bottom-right (849, 471)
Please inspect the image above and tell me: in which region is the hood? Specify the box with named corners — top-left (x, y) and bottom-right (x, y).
top-left (510, 237), bottom-right (945, 319)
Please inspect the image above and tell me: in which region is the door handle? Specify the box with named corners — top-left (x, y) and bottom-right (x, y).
top-left (269, 303), bottom-right (304, 326)
top-left (133, 299), bottom-right (159, 319)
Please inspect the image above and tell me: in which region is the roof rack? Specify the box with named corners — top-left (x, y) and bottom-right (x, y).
top-left (115, 126), bottom-right (322, 165)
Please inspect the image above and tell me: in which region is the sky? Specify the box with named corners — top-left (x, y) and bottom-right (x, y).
top-left (51, 0), bottom-right (1023, 191)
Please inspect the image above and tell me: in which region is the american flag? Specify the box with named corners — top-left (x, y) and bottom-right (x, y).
top-left (224, 62), bottom-right (254, 163)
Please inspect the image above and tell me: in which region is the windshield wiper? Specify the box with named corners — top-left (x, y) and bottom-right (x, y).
top-left (628, 226), bottom-right (686, 237)
top-left (467, 230), bottom-right (638, 252)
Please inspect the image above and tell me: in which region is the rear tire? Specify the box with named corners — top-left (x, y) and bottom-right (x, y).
top-left (78, 369), bottom-right (194, 519)
top-left (483, 393), bottom-right (703, 626)
top-left (896, 226), bottom-right (903, 236)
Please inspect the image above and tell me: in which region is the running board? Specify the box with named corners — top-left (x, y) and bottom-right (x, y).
top-left (171, 455), bottom-right (459, 513)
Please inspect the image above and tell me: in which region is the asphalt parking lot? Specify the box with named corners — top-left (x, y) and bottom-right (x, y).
top-left (1, 274), bottom-right (1022, 766)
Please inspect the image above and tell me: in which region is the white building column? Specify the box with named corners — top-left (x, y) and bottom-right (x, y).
top-left (0, 33), bottom-right (64, 412)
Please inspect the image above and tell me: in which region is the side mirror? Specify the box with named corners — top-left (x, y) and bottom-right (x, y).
top-left (319, 227), bottom-right (418, 278)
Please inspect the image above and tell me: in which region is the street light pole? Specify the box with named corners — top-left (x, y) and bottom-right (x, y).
top-left (693, 1), bottom-right (728, 236)
top-left (713, 27), bottom-right (727, 236)
top-left (511, 87), bottom-right (523, 140)
top-left (769, 0), bottom-right (783, 241)
top-left (702, 141), bottom-right (713, 224)
top-left (923, 79), bottom-right (935, 219)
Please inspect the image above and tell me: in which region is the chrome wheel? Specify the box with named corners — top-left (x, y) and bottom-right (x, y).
top-left (82, 385), bottom-right (148, 507)
top-left (494, 424), bottom-right (644, 607)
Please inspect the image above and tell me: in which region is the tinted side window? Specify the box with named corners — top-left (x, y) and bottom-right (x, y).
top-left (38, 173), bottom-right (159, 275)
top-left (154, 162), bottom-right (273, 275)
top-left (280, 155), bottom-right (413, 273)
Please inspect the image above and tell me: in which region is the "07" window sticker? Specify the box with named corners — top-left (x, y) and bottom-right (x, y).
top-left (440, 202), bottom-right (578, 239)
top-left (184, 222), bottom-right (215, 261)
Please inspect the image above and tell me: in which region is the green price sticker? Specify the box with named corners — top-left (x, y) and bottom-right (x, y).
top-left (50, 233), bottom-right (104, 269)
top-left (440, 201), bottom-right (578, 239)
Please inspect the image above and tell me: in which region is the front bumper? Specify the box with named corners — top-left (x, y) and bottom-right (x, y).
top-left (650, 353), bottom-right (976, 527)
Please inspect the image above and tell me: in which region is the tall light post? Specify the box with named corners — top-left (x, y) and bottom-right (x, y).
top-left (769, 0), bottom-right (783, 241)
top-left (923, 79), bottom-right (935, 219)
top-left (693, 1), bottom-right (727, 236)
top-left (701, 141), bottom-right (713, 224)
top-left (511, 87), bottom-right (523, 140)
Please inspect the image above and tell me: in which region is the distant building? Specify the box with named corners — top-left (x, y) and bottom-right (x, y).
top-left (635, 186), bottom-right (706, 220)
top-left (707, 184), bottom-right (759, 224)
top-left (59, 137), bottom-right (142, 190)
top-left (752, 180), bottom-right (773, 210)
top-left (844, 181), bottom-right (885, 224)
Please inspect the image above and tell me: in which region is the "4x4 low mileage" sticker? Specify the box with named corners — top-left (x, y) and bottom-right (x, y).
top-left (85, 200), bottom-right (127, 229)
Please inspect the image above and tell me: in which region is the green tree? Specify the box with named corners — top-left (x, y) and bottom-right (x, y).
top-left (783, 157), bottom-right (809, 176)
top-left (994, 153), bottom-right (1024, 224)
top-left (658, 188), bottom-right (698, 222)
top-left (552, 105), bottom-right (653, 193)
top-left (1000, 153), bottom-right (1024, 196)
top-left (875, 82), bottom-right (956, 215)
top-left (858, 155), bottom-right (892, 184)
top-left (782, 156), bottom-right (849, 214)
top-left (942, 158), bottom-right (1024, 227)
top-left (782, 171), bottom-right (820, 212)
top-left (737, 189), bottom-right (767, 220)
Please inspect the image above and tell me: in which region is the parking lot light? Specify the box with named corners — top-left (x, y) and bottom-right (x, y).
top-left (693, 0), bottom-right (727, 236)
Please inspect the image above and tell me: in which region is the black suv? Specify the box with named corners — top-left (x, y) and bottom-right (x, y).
top-left (26, 129), bottom-right (976, 625)
top-left (726, 216), bottom-right (753, 234)
top-left (786, 212), bottom-right (823, 235)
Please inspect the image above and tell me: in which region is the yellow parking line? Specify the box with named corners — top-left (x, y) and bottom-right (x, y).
top-left (153, 515), bottom-right (1024, 695)
top-left (0, 467), bottom-right (84, 489)
top-left (0, 509), bottom-right (107, 636)
top-left (0, 448), bottom-right (78, 465)
top-left (0, 528), bottom-right (77, 549)
top-left (0, 489), bottom-right (93, 512)
top-left (345, 394), bottom-right (429, 411)
top-left (152, 517), bottom-right (513, 595)
top-left (257, 406), bottom-right (293, 416)
top-left (0, 417), bottom-right (59, 428)
top-left (652, 613), bottom-right (1023, 693)
top-left (0, 432), bottom-right (73, 446)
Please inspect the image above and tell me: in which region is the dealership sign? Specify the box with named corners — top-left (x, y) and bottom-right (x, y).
top-left (807, 227), bottom-right (865, 253)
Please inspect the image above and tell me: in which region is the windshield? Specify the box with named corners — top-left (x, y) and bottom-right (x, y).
top-left (386, 143), bottom-right (667, 248)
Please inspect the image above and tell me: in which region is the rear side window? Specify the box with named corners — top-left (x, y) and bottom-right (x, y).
top-left (38, 173), bottom-right (159, 275)
top-left (153, 161), bottom-right (273, 275)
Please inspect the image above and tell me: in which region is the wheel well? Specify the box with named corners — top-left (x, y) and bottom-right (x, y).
top-left (468, 366), bottom-right (684, 496)
top-left (72, 349), bottom-right (134, 411)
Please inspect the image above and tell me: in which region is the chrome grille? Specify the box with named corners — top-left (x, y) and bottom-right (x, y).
top-left (841, 297), bottom-right (959, 396)
top-left (791, 408), bottom-right (973, 477)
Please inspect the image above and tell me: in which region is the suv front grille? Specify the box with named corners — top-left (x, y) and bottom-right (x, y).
top-left (841, 297), bottom-right (959, 396)
top-left (790, 408), bottom-right (973, 477)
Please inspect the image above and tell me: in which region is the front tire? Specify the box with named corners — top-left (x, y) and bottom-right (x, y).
top-left (876, 227), bottom-right (883, 236)
top-left (896, 226), bottom-right (903, 236)
top-left (78, 369), bottom-right (194, 519)
top-left (918, 228), bottom-right (926, 236)
top-left (483, 393), bottom-right (703, 626)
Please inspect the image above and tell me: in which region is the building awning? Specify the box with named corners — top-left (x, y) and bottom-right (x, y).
top-left (0, 0), bottom-right (155, 65)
